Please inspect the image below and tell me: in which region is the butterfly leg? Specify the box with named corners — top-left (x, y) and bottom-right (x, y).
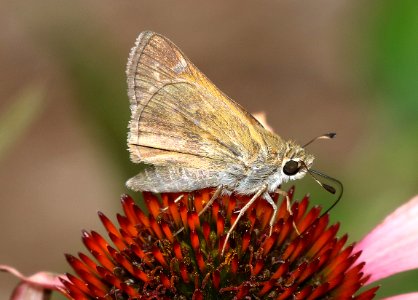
top-left (263, 193), bottom-right (278, 236)
top-left (198, 185), bottom-right (223, 217)
top-left (221, 184), bottom-right (267, 256)
top-left (273, 189), bottom-right (300, 235)
top-left (160, 194), bottom-right (184, 213)
top-left (168, 186), bottom-right (223, 237)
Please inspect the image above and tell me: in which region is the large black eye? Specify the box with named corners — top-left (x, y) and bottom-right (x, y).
top-left (283, 160), bottom-right (300, 176)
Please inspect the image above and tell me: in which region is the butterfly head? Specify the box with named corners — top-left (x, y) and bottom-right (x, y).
top-left (280, 141), bottom-right (314, 181)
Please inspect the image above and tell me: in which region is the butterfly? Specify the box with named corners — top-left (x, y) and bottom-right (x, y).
top-left (125, 31), bottom-right (341, 254)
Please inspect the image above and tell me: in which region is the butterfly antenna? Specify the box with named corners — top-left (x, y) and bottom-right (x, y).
top-left (302, 132), bottom-right (336, 148)
top-left (300, 162), bottom-right (343, 217)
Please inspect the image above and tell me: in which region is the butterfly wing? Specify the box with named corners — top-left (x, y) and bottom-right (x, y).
top-left (126, 31), bottom-right (275, 191)
top-left (126, 165), bottom-right (220, 193)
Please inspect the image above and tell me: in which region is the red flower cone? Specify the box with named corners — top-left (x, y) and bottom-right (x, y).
top-left (62, 187), bottom-right (378, 299)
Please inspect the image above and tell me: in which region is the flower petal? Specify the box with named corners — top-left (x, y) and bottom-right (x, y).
top-left (253, 111), bottom-right (275, 132)
top-left (383, 293), bottom-right (418, 300)
top-left (0, 265), bottom-right (66, 300)
top-left (355, 195), bottom-right (418, 283)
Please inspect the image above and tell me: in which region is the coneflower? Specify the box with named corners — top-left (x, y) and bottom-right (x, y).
top-left (3, 191), bottom-right (418, 299)
top-left (61, 187), bottom-right (378, 299)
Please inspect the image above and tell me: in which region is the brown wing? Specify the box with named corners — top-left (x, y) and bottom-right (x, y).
top-left (126, 31), bottom-right (272, 171)
top-left (126, 165), bottom-right (220, 193)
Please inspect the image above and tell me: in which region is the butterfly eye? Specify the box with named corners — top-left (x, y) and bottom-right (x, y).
top-left (283, 160), bottom-right (300, 176)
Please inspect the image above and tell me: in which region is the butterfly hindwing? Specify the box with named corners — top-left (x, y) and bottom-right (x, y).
top-left (127, 165), bottom-right (219, 193)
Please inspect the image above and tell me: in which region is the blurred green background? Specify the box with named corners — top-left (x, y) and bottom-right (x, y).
top-left (0, 1), bottom-right (417, 298)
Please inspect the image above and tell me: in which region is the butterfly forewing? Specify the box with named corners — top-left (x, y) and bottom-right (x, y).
top-left (126, 31), bottom-right (276, 192)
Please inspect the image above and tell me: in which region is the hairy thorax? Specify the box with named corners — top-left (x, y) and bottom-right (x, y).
top-left (219, 156), bottom-right (281, 195)
top-left (218, 140), bottom-right (313, 195)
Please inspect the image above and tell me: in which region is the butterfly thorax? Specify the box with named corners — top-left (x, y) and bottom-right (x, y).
top-left (218, 140), bottom-right (314, 195)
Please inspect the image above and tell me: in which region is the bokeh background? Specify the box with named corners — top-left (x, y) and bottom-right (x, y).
top-left (0, 1), bottom-right (417, 298)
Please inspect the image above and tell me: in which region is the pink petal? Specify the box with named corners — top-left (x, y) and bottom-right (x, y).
top-left (252, 111), bottom-right (275, 132)
top-left (383, 293), bottom-right (418, 300)
top-left (355, 195), bottom-right (418, 283)
top-left (1, 265), bottom-right (67, 300)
